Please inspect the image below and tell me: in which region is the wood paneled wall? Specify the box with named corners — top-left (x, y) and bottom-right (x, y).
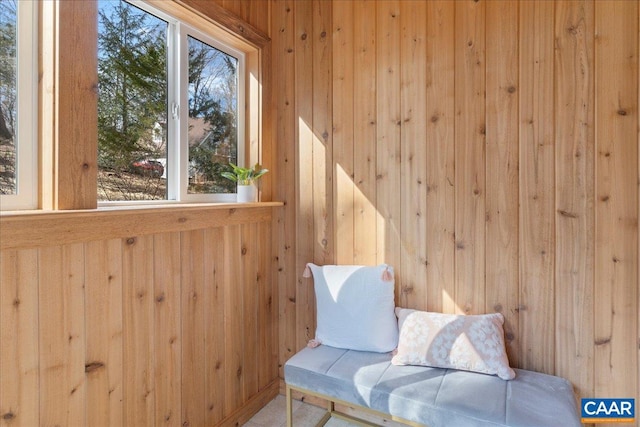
top-left (0, 206), bottom-right (279, 427)
top-left (271, 0), bottom-right (640, 408)
top-left (2, 1), bottom-right (281, 426)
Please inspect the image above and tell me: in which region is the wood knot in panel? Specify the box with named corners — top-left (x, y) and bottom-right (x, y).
top-left (557, 209), bottom-right (578, 219)
top-left (85, 361), bottom-right (105, 373)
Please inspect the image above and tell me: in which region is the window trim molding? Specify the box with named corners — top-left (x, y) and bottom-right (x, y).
top-left (151, 0), bottom-right (272, 201)
top-left (94, 0), bottom-right (268, 206)
top-left (2, 0), bottom-right (271, 213)
top-left (40, 0), bottom-right (99, 211)
top-left (0, 0), bottom-right (39, 210)
top-left (178, 23), bottom-right (246, 203)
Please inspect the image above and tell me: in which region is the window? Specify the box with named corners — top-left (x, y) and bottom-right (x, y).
top-left (0, 0), bottom-right (38, 210)
top-left (97, 0), bottom-right (244, 203)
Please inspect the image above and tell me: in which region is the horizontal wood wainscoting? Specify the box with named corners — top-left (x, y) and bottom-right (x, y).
top-left (0, 203), bottom-right (281, 427)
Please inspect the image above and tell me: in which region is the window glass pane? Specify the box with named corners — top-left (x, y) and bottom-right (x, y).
top-left (187, 35), bottom-right (238, 194)
top-left (97, 0), bottom-right (168, 201)
top-left (0, 0), bottom-right (17, 195)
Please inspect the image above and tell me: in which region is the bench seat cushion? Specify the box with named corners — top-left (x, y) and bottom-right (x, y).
top-left (284, 346), bottom-right (581, 427)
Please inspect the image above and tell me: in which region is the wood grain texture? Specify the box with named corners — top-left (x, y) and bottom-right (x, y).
top-left (312, 0), bottom-right (334, 267)
top-left (519, 0), bottom-right (556, 374)
top-left (294, 0), bottom-right (316, 354)
top-left (485, 0), bottom-right (520, 365)
top-left (1, 204), bottom-right (278, 251)
top-left (223, 225), bottom-right (243, 414)
top-left (3, 0), bottom-right (640, 421)
top-left (0, 216), bottom-right (278, 427)
top-left (554, 0), bottom-right (595, 399)
top-left (177, 0), bottom-right (270, 48)
top-left (181, 230), bottom-right (206, 427)
top-left (0, 250), bottom-right (39, 427)
top-left (376, 0), bottom-right (401, 299)
top-left (399, 0), bottom-right (427, 310)
top-left (454, 0), bottom-right (486, 315)
top-left (272, 0), bottom-right (640, 407)
top-left (424, 1), bottom-right (455, 315)
top-left (333, 0), bottom-right (355, 266)
top-left (352, 0), bottom-right (378, 266)
top-left (85, 239), bottom-right (123, 427)
top-left (153, 232), bottom-right (181, 426)
top-left (56, 1), bottom-right (97, 209)
top-left (204, 227), bottom-right (226, 425)
top-left (242, 223), bottom-right (259, 401)
top-left (272, 0), bottom-right (298, 377)
top-left (39, 244), bottom-right (86, 427)
top-left (123, 235), bottom-right (155, 427)
top-left (594, 0), bottom-right (638, 400)
top-left (0, 1), bottom-right (279, 425)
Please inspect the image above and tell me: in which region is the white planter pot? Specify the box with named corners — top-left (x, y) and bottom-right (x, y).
top-left (237, 184), bottom-right (257, 203)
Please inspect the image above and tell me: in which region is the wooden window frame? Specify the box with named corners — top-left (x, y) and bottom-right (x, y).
top-left (34, 0), bottom-right (271, 211)
top-left (0, 0), bottom-right (39, 210)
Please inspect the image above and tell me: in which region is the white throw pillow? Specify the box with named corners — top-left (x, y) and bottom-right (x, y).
top-left (306, 263), bottom-right (398, 353)
top-left (392, 307), bottom-right (515, 380)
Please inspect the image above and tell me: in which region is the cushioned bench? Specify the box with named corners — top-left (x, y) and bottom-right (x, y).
top-left (285, 345), bottom-right (581, 427)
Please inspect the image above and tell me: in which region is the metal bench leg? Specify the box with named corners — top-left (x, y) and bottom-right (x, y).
top-left (286, 385), bottom-right (293, 427)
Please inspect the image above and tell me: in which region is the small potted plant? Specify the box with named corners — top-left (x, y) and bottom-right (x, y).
top-left (221, 162), bottom-right (269, 202)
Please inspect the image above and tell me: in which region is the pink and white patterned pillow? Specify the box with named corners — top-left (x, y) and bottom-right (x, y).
top-left (392, 308), bottom-right (515, 380)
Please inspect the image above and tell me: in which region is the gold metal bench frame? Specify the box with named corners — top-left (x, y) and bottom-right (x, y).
top-left (285, 383), bottom-right (424, 427)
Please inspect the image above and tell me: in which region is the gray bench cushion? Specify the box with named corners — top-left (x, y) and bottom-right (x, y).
top-left (284, 346), bottom-right (581, 427)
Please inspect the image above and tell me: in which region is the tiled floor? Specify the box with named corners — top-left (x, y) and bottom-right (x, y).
top-left (243, 395), bottom-right (357, 427)
top-left (244, 395), bottom-right (407, 427)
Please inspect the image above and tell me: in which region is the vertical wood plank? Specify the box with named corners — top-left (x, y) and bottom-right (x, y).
top-left (454, 0), bottom-right (486, 315)
top-left (295, 0), bottom-right (316, 352)
top-left (56, 0), bottom-right (97, 209)
top-left (123, 235), bottom-right (155, 427)
top-left (519, 0), bottom-right (556, 373)
top-left (312, 0), bottom-right (334, 267)
top-left (39, 244), bottom-right (85, 427)
top-left (425, 1), bottom-right (455, 314)
top-left (352, 0), bottom-right (378, 266)
top-left (330, 0), bottom-right (353, 265)
top-left (554, 0), bottom-right (594, 397)
top-left (153, 232), bottom-right (181, 426)
top-left (85, 239), bottom-right (123, 427)
top-left (0, 249), bottom-right (39, 427)
top-left (242, 223), bottom-right (259, 401)
top-left (257, 221), bottom-right (278, 389)
top-left (594, 0), bottom-right (638, 399)
top-left (376, 0), bottom-right (401, 298)
top-left (272, 0), bottom-right (297, 374)
top-left (485, 0), bottom-right (520, 363)
top-left (399, 0), bottom-right (427, 310)
top-left (262, 45), bottom-right (274, 204)
top-left (223, 225), bottom-right (243, 414)
top-left (181, 230), bottom-right (205, 427)
top-left (205, 227), bottom-right (226, 425)
top-left (333, 0), bottom-right (355, 265)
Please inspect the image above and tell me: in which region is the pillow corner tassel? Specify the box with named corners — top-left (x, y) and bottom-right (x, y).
top-left (381, 265), bottom-right (393, 282)
top-left (302, 263), bottom-right (312, 278)
top-left (307, 339), bottom-right (321, 348)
